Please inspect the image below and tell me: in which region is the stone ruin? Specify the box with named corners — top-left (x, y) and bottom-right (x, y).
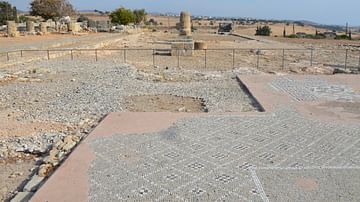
top-left (40, 22), bottom-right (48, 35)
top-left (170, 11), bottom-right (195, 57)
top-left (68, 20), bottom-right (81, 33)
top-left (26, 21), bottom-right (35, 34)
top-left (179, 11), bottom-right (191, 36)
top-left (6, 21), bottom-right (18, 37)
top-left (169, 11), bottom-right (208, 57)
top-left (4, 16), bottom-right (84, 37)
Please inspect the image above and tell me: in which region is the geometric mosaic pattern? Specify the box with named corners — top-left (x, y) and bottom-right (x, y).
top-left (270, 76), bottom-right (360, 102)
top-left (88, 108), bottom-right (360, 201)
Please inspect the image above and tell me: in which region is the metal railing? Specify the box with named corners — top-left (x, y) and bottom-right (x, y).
top-left (1, 48), bottom-right (360, 71)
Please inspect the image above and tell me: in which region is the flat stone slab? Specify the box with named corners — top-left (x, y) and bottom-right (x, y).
top-left (31, 74), bottom-right (360, 201)
top-left (239, 74), bottom-right (360, 123)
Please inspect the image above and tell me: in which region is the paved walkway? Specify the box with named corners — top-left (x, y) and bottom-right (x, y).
top-left (31, 75), bottom-right (360, 202)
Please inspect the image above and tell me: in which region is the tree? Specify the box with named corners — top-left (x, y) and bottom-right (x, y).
top-left (283, 27), bottom-right (286, 37)
top-left (349, 30), bottom-right (352, 40)
top-left (0, 1), bottom-right (17, 25)
top-left (109, 7), bottom-right (135, 25)
top-left (133, 9), bottom-right (146, 24)
top-left (30, 0), bottom-right (76, 20)
top-left (255, 25), bottom-right (271, 36)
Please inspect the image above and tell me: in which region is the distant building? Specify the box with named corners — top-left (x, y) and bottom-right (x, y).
top-left (218, 23), bottom-right (233, 34)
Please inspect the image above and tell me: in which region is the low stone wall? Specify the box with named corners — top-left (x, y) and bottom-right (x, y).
top-left (171, 41), bottom-right (194, 56)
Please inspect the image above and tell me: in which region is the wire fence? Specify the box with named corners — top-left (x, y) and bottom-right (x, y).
top-left (1, 48), bottom-right (360, 71)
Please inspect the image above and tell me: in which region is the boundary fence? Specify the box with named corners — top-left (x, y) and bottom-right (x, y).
top-left (1, 48), bottom-right (360, 70)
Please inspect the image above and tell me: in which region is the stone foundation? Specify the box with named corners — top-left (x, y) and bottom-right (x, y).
top-left (171, 39), bottom-right (194, 57)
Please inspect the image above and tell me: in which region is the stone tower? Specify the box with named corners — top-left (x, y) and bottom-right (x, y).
top-left (179, 11), bottom-right (191, 36)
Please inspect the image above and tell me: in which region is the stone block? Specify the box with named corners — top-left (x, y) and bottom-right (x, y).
top-left (26, 21), bottom-right (35, 33)
top-left (40, 22), bottom-right (47, 34)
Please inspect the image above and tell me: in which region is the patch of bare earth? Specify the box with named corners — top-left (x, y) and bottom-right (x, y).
top-left (0, 159), bottom-right (36, 201)
top-left (125, 94), bottom-right (207, 113)
top-left (0, 111), bottom-right (70, 138)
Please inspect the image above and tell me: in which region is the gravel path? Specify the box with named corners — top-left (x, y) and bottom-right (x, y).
top-left (1, 59), bottom-right (256, 124)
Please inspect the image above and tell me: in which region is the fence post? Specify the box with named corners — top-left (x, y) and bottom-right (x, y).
top-left (177, 50), bottom-right (180, 68)
top-left (204, 49), bottom-right (207, 68)
top-left (310, 49), bottom-right (313, 66)
top-left (6, 52), bottom-right (9, 61)
top-left (232, 49), bottom-right (235, 69)
top-left (47, 50), bottom-right (50, 60)
top-left (124, 49), bottom-right (127, 63)
top-left (282, 49), bottom-right (285, 69)
top-left (20, 50), bottom-right (23, 57)
top-left (95, 49), bottom-right (98, 62)
top-left (71, 50), bottom-right (73, 60)
top-left (344, 49), bottom-right (348, 70)
top-left (152, 49), bottom-right (155, 67)
top-left (358, 51), bottom-right (360, 70)
top-left (256, 49), bottom-right (260, 69)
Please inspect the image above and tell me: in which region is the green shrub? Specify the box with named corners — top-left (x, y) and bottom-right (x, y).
top-left (335, 34), bottom-right (351, 40)
top-left (0, 1), bottom-right (17, 25)
top-left (133, 9), bottom-right (146, 24)
top-left (109, 7), bottom-right (134, 25)
top-left (30, 0), bottom-right (75, 20)
top-left (255, 25), bottom-right (271, 36)
top-left (287, 34), bottom-right (297, 38)
top-left (77, 15), bottom-right (90, 22)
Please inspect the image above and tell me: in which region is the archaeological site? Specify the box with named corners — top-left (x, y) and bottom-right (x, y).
top-left (0, 0), bottom-right (360, 201)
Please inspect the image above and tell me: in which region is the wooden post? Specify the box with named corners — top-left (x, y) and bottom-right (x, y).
top-left (345, 49), bottom-right (348, 70)
top-left (47, 50), bottom-right (50, 60)
top-left (6, 52), bottom-right (9, 61)
top-left (358, 52), bottom-right (360, 70)
top-left (177, 50), bottom-right (180, 68)
top-left (95, 49), bottom-right (98, 62)
top-left (310, 49), bottom-right (313, 66)
top-left (256, 50), bottom-right (260, 69)
top-left (232, 49), bottom-right (235, 69)
top-left (152, 49), bottom-right (155, 67)
top-left (282, 49), bottom-right (285, 69)
top-left (204, 49), bottom-right (207, 68)
top-left (20, 50), bottom-right (23, 57)
top-left (71, 50), bottom-right (73, 60)
top-left (124, 49), bottom-right (127, 63)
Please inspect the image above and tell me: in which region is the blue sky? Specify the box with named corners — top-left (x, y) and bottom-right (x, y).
top-left (7, 0), bottom-right (360, 26)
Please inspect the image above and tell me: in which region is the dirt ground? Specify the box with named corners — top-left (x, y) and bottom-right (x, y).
top-left (0, 108), bottom-right (70, 138)
top-left (125, 94), bottom-right (207, 113)
top-left (0, 159), bottom-right (36, 202)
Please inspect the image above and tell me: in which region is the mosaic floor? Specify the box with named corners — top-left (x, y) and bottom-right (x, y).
top-left (87, 108), bottom-right (360, 201)
top-left (270, 76), bottom-right (360, 102)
